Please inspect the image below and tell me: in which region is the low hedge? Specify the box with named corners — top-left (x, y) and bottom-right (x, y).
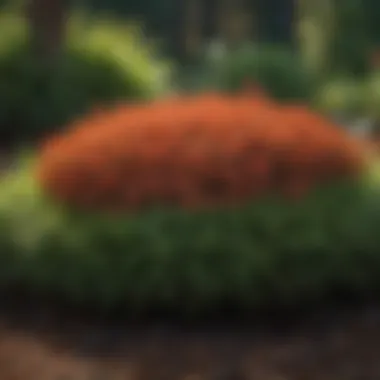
top-left (0, 159), bottom-right (380, 315)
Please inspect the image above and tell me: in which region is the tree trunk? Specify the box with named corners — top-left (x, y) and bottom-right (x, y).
top-left (256, 0), bottom-right (295, 44)
top-left (297, 0), bottom-right (335, 75)
top-left (202, 0), bottom-right (218, 41)
top-left (172, 0), bottom-right (188, 62)
top-left (218, 0), bottom-right (252, 47)
top-left (26, 0), bottom-right (69, 65)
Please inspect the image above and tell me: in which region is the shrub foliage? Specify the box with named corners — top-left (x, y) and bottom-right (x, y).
top-left (37, 92), bottom-right (365, 212)
top-left (208, 44), bottom-right (317, 102)
top-left (0, 163), bottom-right (379, 314)
top-left (0, 11), bottom-right (171, 146)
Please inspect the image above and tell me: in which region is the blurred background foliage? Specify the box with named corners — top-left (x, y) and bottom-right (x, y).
top-left (0, 5), bottom-right (172, 147)
top-left (1, 0), bottom-right (380, 147)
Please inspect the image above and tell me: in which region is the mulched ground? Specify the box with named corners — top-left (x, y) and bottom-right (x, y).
top-left (0, 304), bottom-right (380, 380)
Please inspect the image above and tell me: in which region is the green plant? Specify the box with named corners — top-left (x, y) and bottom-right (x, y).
top-left (297, 0), bottom-right (335, 77)
top-left (362, 71), bottom-right (380, 121)
top-left (314, 77), bottom-right (368, 116)
top-left (0, 11), bottom-right (173, 146)
top-left (0, 157), bottom-right (379, 315)
top-left (315, 73), bottom-right (380, 120)
top-left (208, 44), bottom-right (317, 102)
top-left (329, 0), bottom-right (371, 77)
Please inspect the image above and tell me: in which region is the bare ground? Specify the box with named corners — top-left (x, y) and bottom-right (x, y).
top-left (0, 305), bottom-right (379, 380)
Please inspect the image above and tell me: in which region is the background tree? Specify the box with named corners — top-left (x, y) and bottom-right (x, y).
top-left (329, 0), bottom-right (370, 76)
top-left (254, 0), bottom-right (295, 44)
top-left (26, 0), bottom-right (70, 64)
top-left (296, 0), bottom-right (335, 76)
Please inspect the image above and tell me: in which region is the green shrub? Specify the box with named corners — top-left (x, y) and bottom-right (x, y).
top-left (362, 71), bottom-right (380, 121)
top-left (0, 160), bottom-right (380, 315)
top-left (329, 0), bottom-right (371, 77)
top-left (208, 44), bottom-right (317, 102)
top-left (314, 77), bottom-right (369, 116)
top-left (315, 74), bottom-right (380, 119)
top-left (0, 11), bottom-right (172, 146)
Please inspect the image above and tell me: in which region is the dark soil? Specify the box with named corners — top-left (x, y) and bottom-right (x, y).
top-left (0, 302), bottom-right (379, 380)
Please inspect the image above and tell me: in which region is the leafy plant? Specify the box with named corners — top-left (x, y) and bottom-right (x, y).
top-left (329, 0), bottom-right (371, 77)
top-left (0, 10), bottom-right (173, 147)
top-left (208, 44), bottom-right (317, 102)
top-left (0, 159), bottom-right (379, 314)
top-left (314, 77), bottom-right (368, 116)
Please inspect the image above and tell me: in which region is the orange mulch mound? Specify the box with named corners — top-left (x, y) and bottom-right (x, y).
top-left (37, 93), bottom-right (365, 212)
